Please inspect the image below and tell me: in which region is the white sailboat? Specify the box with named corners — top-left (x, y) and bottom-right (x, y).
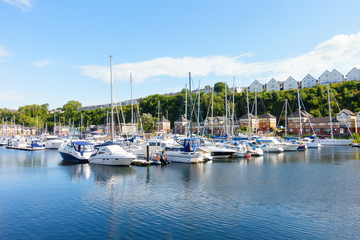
top-left (88, 56), bottom-right (136, 166)
top-left (319, 85), bottom-right (353, 146)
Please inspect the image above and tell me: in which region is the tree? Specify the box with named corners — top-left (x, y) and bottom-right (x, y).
top-left (141, 113), bottom-right (154, 132)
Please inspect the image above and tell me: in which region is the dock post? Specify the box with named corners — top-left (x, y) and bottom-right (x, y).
top-left (146, 143), bottom-right (149, 162)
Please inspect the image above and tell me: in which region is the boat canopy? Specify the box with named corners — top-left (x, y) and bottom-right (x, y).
top-left (72, 141), bottom-right (93, 146)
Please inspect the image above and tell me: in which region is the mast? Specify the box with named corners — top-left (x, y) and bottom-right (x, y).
top-left (285, 99), bottom-right (288, 137)
top-left (189, 72), bottom-right (193, 137)
top-left (130, 73), bottom-right (134, 137)
top-left (110, 55), bottom-right (114, 142)
top-left (225, 82), bottom-right (228, 136)
top-left (157, 100), bottom-right (160, 133)
top-left (247, 89), bottom-right (250, 139)
top-left (327, 84), bottom-right (334, 139)
top-left (198, 80), bottom-right (201, 135)
top-left (232, 77), bottom-right (235, 137)
top-left (185, 84), bottom-right (188, 136)
top-left (211, 87), bottom-right (214, 136)
top-left (297, 88), bottom-right (302, 140)
top-left (255, 90), bottom-right (258, 135)
top-left (54, 114), bottom-right (56, 136)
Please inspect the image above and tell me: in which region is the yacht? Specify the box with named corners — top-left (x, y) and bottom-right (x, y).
top-left (164, 138), bottom-right (207, 163)
top-left (87, 56), bottom-right (137, 166)
top-left (89, 142), bottom-right (136, 166)
top-left (58, 141), bottom-right (95, 163)
top-left (41, 135), bottom-right (65, 149)
top-left (303, 137), bottom-right (322, 148)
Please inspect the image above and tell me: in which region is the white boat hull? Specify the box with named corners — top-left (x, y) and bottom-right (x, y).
top-left (45, 140), bottom-right (64, 149)
top-left (261, 146), bottom-right (284, 153)
top-left (319, 139), bottom-right (353, 146)
top-left (165, 151), bottom-right (204, 163)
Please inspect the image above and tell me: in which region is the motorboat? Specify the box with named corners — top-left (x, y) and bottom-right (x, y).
top-left (303, 137), bottom-right (322, 148)
top-left (28, 139), bottom-right (45, 150)
top-left (58, 141), bottom-right (94, 163)
top-left (41, 135), bottom-right (66, 149)
top-left (164, 138), bottom-right (207, 163)
top-left (260, 144), bottom-right (284, 153)
top-left (201, 142), bottom-right (236, 159)
top-left (0, 137), bottom-right (7, 146)
top-left (88, 142), bottom-right (136, 166)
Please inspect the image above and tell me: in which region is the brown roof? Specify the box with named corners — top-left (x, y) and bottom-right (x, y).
top-left (259, 112), bottom-right (276, 119)
top-left (310, 117), bottom-right (332, 123)
top-left (239, 113), bottom-right (256, 119)
top-left (288, 110), bottom-right (313, 118)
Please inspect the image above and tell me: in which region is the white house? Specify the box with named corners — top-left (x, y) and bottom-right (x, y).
top-left (266, 78), bottom-right (280, 92)
top-left (319, 69), bottom-right (344, 85)
top-left (249, 80), bottom-right (263, 92)
top-left (346, 67), bottom-right (360, 81)
top-left (301, 74), bottom-right (317, 89)
top-left (283, 76), bottom-right (298, 90)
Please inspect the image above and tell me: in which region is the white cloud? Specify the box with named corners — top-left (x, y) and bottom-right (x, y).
top-left (80, 31), bottom-right (360, 85)
top-left (2, 0), bottom-right (32, 11)
top-left (30, 59), bottom-right (52, 67)
top-left (0, 90), bottom-right (25, 101)
top-left (0, 45), bottom-right (10, 58)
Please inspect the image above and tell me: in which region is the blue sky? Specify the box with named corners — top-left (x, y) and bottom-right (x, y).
top-left (1, 0), bottom-right (360, 110)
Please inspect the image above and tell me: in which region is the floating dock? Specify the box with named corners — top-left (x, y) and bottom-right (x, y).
top-left (5, 146), bottom-right (44, 151)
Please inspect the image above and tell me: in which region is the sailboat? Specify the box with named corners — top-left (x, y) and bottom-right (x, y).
top-left (318, 85), bottom-right (353, 146)
top-left (88, 56), bottom-right (136, 166)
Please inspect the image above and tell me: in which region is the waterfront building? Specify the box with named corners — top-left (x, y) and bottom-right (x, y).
top-left (54, 125), bottom-right (70, 136)
top-left (357, 112), bottom-right (360, 133)
top-left (156, 117), bottom-right (171, 133)
top-left (0, 124), bottom-right (37, 136)
top-left (301, 74), bottom-right (317, 89)
top-left (249, 80), bottom-right (263, 92)
top-left (203, 116), bottom-right (229, 135)
top-left (174, 116), bottom-right (189, 135)
top-left (288, 110), bottom-right (313, 134)
top-left (319, 69), bottom-right (344, 85)
top-left (239, 113), bottom-right (257, 133)
top-left (335, 109), bottom-right (357, 134)
top-left (258, 112), bottom-right (277, 133)
top-left (290, 109), bottom-right (356, 136)
top-left (266, 78), bottom-right (281, 92)
top-left (283, 76), bottom-right (298, 90)
top-left (346, 67), bottom-right (360, 81)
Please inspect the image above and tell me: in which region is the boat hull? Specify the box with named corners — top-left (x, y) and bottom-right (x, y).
top-left (165, 151), bottom-right (204, 163)
top-left (89, 157), bottom-right (134, 166)
top-left (319, 139), bottom-right (353, 146)
top-left (59, 151), bottom-right (89, 163)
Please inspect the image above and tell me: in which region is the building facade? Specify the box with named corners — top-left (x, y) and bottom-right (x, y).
top-left (346, 67), bottom-right (360, 81)
top-left (283, 76), bottom-right (298, 90)
top-left (258, 112), bottom-right (277, 133)
top-left (266, 78), bottom-right (281, 92)
top-left (301, 74), bottom-right (317, 89)
top-left (249, 80), bottom-right (263, 92)
top-left (319, 69), bottom-right (344, 85)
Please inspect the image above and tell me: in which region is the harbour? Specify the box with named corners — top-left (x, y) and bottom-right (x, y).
top-left (1, 146), bottom-right (360, 239)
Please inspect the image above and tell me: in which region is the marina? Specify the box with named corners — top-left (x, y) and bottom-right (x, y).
top-left (1, 145), bottom-right (360, 239)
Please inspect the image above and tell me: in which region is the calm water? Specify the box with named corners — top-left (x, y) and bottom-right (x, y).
top-left (1, 146), bottom-right (360, 240)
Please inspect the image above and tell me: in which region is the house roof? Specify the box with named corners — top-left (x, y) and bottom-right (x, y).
top-left (259, 112), bottom-right (276, 119)
top-left (239, 113), bottom-right (256, 119)
top-left (337, 109), bottom-right (355, 116)
top-left (288, 110), bottom-right (313, 118)
top-left (175, 116), bottom-right (189, 122)
top-left (158, 117), bottom-right (170, 122)
top-left (310, 117), bottom-right (332, 123)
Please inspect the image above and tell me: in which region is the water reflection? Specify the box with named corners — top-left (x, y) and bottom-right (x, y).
top-left (0, 148), bottom-right (48, 168)
top-left (89, 164), bottom-right (135, 186)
